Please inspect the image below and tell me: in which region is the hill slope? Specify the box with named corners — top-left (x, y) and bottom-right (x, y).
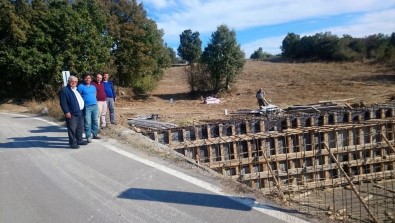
top-left (116, 61), bottom-right (395, 125)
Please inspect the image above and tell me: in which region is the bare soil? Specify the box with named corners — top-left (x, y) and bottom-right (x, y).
top-left (115, 60), bottom-right (395, 125)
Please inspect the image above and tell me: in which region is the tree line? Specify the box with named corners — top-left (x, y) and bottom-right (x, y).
top-left (250, 32), bottom-right (395, 62)
top-left (2, 1), bottom-right (393, 100)
top-left (0, 0), bottom-right (172, 100)
top-left (0, 0), bottom-right (246, 99)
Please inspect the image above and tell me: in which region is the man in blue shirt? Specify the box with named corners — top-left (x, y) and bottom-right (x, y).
top-left (77, 74), bottom-right (100, 143)
top-left (59, 76), bottom-right (86, 149)
top-left (103, 73), bottom-right (117, 125)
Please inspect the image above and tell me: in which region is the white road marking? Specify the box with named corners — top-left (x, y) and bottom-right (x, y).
top-left (1, 112), bottom-right (309, 223)
top-left (33, 117), bottom-right (60, 126)
top-left (104, 143), bottom-right (309, 223)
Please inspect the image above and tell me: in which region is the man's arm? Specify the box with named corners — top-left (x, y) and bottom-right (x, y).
top-left (111, 82), bottom-right (116, 101)
top-left (59, 89), bottom-right (70, 116)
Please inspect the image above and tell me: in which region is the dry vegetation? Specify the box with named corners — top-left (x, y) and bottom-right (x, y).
top-left (115, 60), bottom-right (395, 125)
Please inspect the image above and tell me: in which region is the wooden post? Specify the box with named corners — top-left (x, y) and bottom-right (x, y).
top-left (346, 112), bottom-right (352, 123)
top-left (357, 127), bottom-right (363, 145)
top-left (206, 125), bottom-right (211, 139)
top-left (286, 135), bottom-right (296, 185)
top-left (208, 144), bottom-right (213, 163)
top-left (218, 124), bottom-right (223, 137)
top-left (259, 120), bottom-right (265, 132)
top-left (248, 140), bottom-right (253, 159)
top-left (194, 126), bottom-right (199, 140)
top-left (285, 117), bottom-right (291, 129)
top-left (346, 129), bottom-right (354, 146)
top-left (181, 129), bottom-right (186, 142)
top-left (219, 144), bottom-right (225, 162)
top-left (323, 114), bottom-right (329, 125)
top-left (309, 117), bottom-right (314, 127)
top-left (332, 113), bottom-right (337, 125)
top-left (166, 130), bottom-right (172, 144)
top-left (382, 133), bottom-right (395, 153)
top-left (380, 108), bottom-right (385, 119)
top-left (262, 147), bottom-right (281, 191)
top-left (323, 143), bottom-right (378, 223)
top-left (152, 132), bottom-right (158, 141)
top-left (245, 120), bottom-right (250, 134)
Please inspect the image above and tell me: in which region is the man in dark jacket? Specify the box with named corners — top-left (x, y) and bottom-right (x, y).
top-left (59, 76), bottom-right (87, 149)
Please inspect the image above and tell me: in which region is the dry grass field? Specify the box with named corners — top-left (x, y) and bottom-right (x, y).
top-left (115, 60), bottom-right (395, 125)
top-left (1, 60), bottom-right (393, 126)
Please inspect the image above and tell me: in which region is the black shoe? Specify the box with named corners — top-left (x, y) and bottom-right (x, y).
top-left (70, 145), bottom-right (80, 149)
top-left (93, 135), bottom-right (101, 139)
top-left (77, 141), bottom-right (88, 145)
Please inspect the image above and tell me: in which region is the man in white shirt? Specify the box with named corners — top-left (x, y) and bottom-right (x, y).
top-left (59, 76), bottom-right (86, 149)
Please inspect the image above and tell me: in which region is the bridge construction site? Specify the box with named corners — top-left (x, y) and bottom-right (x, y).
top-left (130, 101), bottom-right (395, 222)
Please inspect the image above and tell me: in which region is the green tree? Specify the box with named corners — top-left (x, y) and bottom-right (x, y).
top-left (201, 25), bottom-right (245, 93)
top-left (313, 32), bottom-right (340, 60)
top-left (70, 0), bottom-right (111, 73)
top-left (281, 32), bottom-right (300, 58)
top-left (177, 29), bottom-right (202, 64)
top-left (0, 0), bottom-right (111, 100)
top-left (297, 36), bottom-right (315, 58)
top-left (386, 32), bottom-right (395, 61)
top-left (364, 33), bottom-right (388, 60)
top-left (103, 0), bottom-right (169, 94)
top-left (390, 32), bottom-right (395, 46)
top-left (250, 47), bottom-right (273, 60)
top-left (166, 46), bottom-right (177, 64)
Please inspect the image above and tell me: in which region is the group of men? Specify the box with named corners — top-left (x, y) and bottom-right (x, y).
top-left (59, 73), bottom-right (116, 149)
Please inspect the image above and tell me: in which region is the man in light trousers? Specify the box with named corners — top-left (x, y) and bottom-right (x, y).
top-left (92, 73), bottom-right (107, 128)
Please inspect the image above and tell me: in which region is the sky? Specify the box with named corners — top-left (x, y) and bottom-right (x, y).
top-left (137, 0), bottom-right (395, 57)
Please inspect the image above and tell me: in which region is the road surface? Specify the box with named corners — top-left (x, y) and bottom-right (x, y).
top-left (0, 112), bottom-right (310, 223)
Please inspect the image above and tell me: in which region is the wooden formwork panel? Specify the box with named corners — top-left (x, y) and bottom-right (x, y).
top-left (145, 105), bottom-right (395, 191)
top-left (175, 121), bottom-right (394, 190)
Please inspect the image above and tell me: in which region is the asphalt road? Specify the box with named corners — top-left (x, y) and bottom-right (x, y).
top-left (0, 112), bottom-right (310, 223)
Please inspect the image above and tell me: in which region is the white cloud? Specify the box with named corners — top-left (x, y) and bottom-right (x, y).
top-left (141, 0), bottom-right (176, 9)
top-left (241, 8), bottom-right (395, 57)
top-left (149, 0), bottom-right (395, 39)
top-left (242, 36), bottom-right (285, 57)
top-left (327, 8), bottom-right (395, 37)
top-left (140, 0), bottom-right (395, 57)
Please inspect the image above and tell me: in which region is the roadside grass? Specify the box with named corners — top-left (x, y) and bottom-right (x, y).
top-left (25, 99), bottom-right (64, 121)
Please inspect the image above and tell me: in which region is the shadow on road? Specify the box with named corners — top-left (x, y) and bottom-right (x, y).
top-left (31, 125), bottom-right (67, 133)
top-left (118, 188), bottom-right (303, 215)
top-left (118, 188), bottom-right (252, 211)
top-left (0, 125), bottom-right (69, 149)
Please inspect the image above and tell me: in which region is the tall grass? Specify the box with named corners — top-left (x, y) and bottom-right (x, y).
top-left (25, 98), bottom-right (64, 121)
